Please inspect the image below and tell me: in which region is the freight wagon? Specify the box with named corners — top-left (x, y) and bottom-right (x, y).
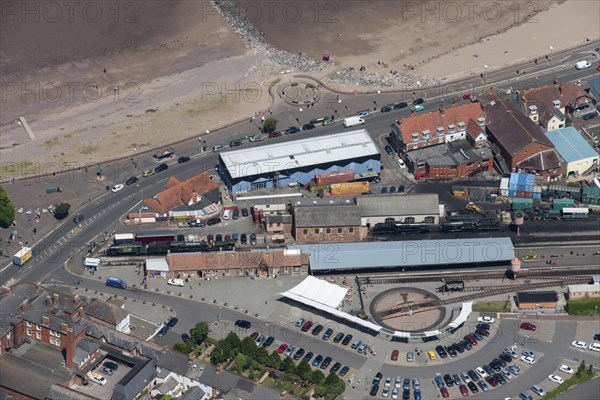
top-left (329, 181), bottom-right (370, 196)
top-left (135, 231), bottom-right (176, 244)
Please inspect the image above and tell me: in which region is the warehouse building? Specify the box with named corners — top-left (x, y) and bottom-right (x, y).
top-left (218, 130), bottom-right (381, 194)
top-left (545, 127), bottom-right (599, 177)
top-left (516, 291), bottom-right (559, 310)
top-left (292, 198), bottom-right (365, 243)
top-left (356, 193), bottom-right (441, 226)
top-left (567, 283), bottom-right (600, 299)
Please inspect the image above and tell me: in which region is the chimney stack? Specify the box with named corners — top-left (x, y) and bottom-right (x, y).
top-left (439, 105), bottom-right (445, 115)
top-left (46, 296), bottom-right (53, 308)
top-left (61, 322), bottom-right (69, 333)
top-left (35, 282), bottom-right (42, 290)
top-left (73, 295), bottom-right (80, 305)
top-left (20, 300), bottom-right (29, 313)
top-left (1, 286), bottom-right (11, 294)
top-left (53, 294), bottom-right (59, 307)
top-left (42, 316), bottom-right (50, 325)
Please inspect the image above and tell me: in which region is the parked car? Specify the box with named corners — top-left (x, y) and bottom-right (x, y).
top-left (293, 348), bottom-right (305, 361)
top-left (262, 336), bottom-right (275, 348)
top-left (295, 318), bottom-right (305, 327)
top-left (391, 349), bottom-right (399, 361)
top-left (268, 131), bottom-right (282, 138)
top-left (73, 213), bottom-right (85, 224)
top-left (520, 322), bottom-right (537, 331)
top-left (167, 279), bottom-right (185, 287)
top-left (393, 102), bottom-right (408, 109)
top-left (331, 362), bottom-right (341, 373)
top-left (126, 176), bottom-right (138, 185)
top-left (241, 208), bottom-right (249, 217)
top-left (229, 139), bottom-right (243, 147)
top-left (302, 351), bottom-right (314, 363)
top-left (559, 365), bottom-right (574, 374)
top-left (440, 387), bottom-right (449, 398)
top-left (142, 169), bottom-right (155, 177)
top-left (312, 355), bottom-right (324, 367)
top-left (522, 349), bottom-right (536, 358)
top-left (459, 383), bottom-right (469, 396)
top-left (254, 335), bottom-right (266, 346)
top-left (381, 106), bottom-right (392, 113)
top-left (412, 98), bottom-right (424, 105)
top-left (476, 328), bottom-right (489, 337)
top-left (373, 372), bottom-right (383, 385)
top-left (342, 334), bottom-right (353, 346)
top-left (111, 184), bottom-right (124, 193)
top-left (89, 372), bottom-right (107, 385)
top-left (249, 135), bottom-right (264, 142)
top-left (357, 111), bottom-right (370, 118)
top-left (443, 374), bottom-right (454, 387)
top-left (322, 328), bottom-right (334, 341)
top-left (370, 385), bottom-right (379, 397)
top-left (434, 375), bottom-right (444, 388)
top-left (467, 381), bottom-right (479, 394)
top-left (435, 345), bottom-right (448, 358)
top-left (548, 374), bottom-right (564, 384)
top-left (235, 320), bottom-right (251, 329)
top-left (406, 352), bottom-right (414, 362)
top-left (178, 156), bottom-right (190, 163)
top-left (285, 126), bottom-right (300, 134)
top-left (277, 343), bottom-right (288, 353)
top-left (333, 332), bottom-right (345, 343)
top-left (384, 145), bottom-right (394, 155)
top-left (476, 323), bottom-right (490, 330)
top-left (212, 145), bottom-right (224, 152)
top-left (207, 218), bottom-right (221, 226)
top-left (521, 355), bottom-right (536, 365)
top-left (302, 123), bottom-right (316, 130)
top-left (582, 111), bottom-right (599, 120)
top-left (250, 233), bottom-right (257, 245)
top-left (339, 366), bottom-right (350, 376)
top-left (312, 324), bottom-right (324, 335)
top-left (301, 321), bottom-right (313, 332)
top-left (320, 356), bottom-right (332, 369)
top-left (157, 326), bottom-right (169, 337)
top-left (428, 351), bottom-right (436, 360)
top-left (155, 163), bottom-right (168, 173)
top-left (477, 316), bottom-right (495, 323)
top-left (507, 365), bottom-right (521, 375)
top-left (572, 340), bottom-right (587, 349)
top-left (240, 233), bottom-right (247, 244)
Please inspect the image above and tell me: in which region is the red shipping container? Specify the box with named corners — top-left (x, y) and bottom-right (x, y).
top-left (315, 170), bottom-right (355, 185)
top-left (523, 192), bottom-right (532, 198)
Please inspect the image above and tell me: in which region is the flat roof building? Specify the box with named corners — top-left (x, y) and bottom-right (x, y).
top-left (516, 291), bottom-right (559, 310)
top-left (545, 127), bottom-right (599, 176)
top-left (295, 237), bottom-right (514, 274)
top-left (217, 130), bottom-right (381, 194)
top-left (356, 193), bottom-right (441, 226)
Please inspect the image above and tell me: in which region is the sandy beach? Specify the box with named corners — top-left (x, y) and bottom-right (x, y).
top-left (1, 0), bottom-right (597, 168)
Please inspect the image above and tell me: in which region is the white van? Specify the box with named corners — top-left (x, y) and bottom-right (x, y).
top-left (223, 209), bottom-right (231, 220)
top-left (575, 60), bottom-right (591, 70)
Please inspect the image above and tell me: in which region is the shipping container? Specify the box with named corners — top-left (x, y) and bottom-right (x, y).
top-left (523, 192), bottom-right (532, 198)
top-left (329, 181), bottom-right (370, 196)
top-left (315, 170), bottom-right (355, 185)
top-left (552, 199), bottom-right (575, 210)
top-left (525, 185), bottom-right (534, 192)
top-left (512, 198), bottom-right (533, 210)
top-left (114, 233), bottom-right (135, 245)
top-left (509, 190), bottom-right (517, 197)
top-left (517, 191), bottom-right (525, 198)
top-left (135, 231), bottom-right (176, 244)
top-left (533, 192), bottom-right (542, 199)
top-left (500, 178), bottom-right (510, 191)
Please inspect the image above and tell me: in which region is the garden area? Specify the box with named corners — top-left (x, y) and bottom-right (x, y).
top-left (172, 323), bottom-right (345, 400)
top-left (566, 297), bottom-right (600, 316)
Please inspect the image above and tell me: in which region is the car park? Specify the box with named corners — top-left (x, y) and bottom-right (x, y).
top-left (293, 348), bottom-right (305, 361)
top-left (572, 340), bottom-right (587, 349)
top-left (342, 334), bottom-right (353, 346)
top-left (277, 343), bottom-right (288, 353)
top-left (283, 344), bottom-right (296, 357)
top-left (303, 352), bottom-right (314, 363)
top-left (178, 156), bottom-right (190, 163)
top-left (548, 374), bottom-right (564, 384)
top-left (520, 322), bottom-right (537, 331)
top-left (333, 332), bottom-right (345, 343)
top-left (322, 328), bottom-right (334, 340)
top-left (262, 336), bottom-right (274, 348)
top-left (320, 356), bottom-right (332, 369)
top-left (391, 350), bottom-right (399, 361)
top-left (312, 355), bottom-right (324, 367)
top-left (384, 145), bottom-right (394, 155)
top-left (339, 366), bottom-right (350, 376)
top-left (559, 365), bottom-right (574, 374)
top-left (301, 321), bottom-right (313, 332)
top-left (521, 355), bottom-right (536, 364)
top-left (312, 324), bottom-right (324, 335)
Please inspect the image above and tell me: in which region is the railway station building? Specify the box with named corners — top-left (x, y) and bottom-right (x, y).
top-left (295, 237), bottom-right (515, 274)
top-left (217, 130), bottom-right (381, 195)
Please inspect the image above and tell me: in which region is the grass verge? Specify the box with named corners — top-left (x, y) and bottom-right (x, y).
top-left (540, 371), bottom-right (597, 399)
top-left (566, 297), bottom-right (600, 316)
top-left (473, 300), bottom-right (511, 312)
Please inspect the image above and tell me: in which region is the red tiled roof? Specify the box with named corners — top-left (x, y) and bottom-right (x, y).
top-left (521, 82), bottom-right (593, 113)
top-left (144, 172), bottom-right (219, 214)
top-left (168, 251), bottom-right (307, 271)
top-left (466, 119), bottom-right (484, 140)
top-left (395, 103), bottom-right (484, 143)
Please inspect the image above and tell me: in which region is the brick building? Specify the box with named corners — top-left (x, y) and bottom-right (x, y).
top-left (356, 194), bottom-right (441, 226)
top-left (390, 103), bottom-right (485, 154)
top-left (406, 140), bottom-right (494, 179)
top-left (0, 284), bottom-right (85, 368)
top-left (516, 291), bottom-right (559, 310)
top-left (567, 284), bottom-right (600, 299)
top-left (292, 198), bottom-right (365, 243)
top-left (168, 249), bottom-right (309, 278)
top-left (485, 98), bottom-right (565, 179)
top-left (264, 214), bottom-right (293, 235)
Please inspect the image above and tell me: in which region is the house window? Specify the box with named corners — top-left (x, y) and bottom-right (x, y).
top-left (303, 229), bottom-right (308, 234)
top-left (424, 216), bottom-right (435, 224)
top-left (385, 218), bottom-right (395, 224)
top-left (326, 228), bottom-right (331, 234)
top-left (349, 227), bottom-right (354, 233)
top-left (337, 228), bottom-right (343, 234)
top-left (36, 331), bottom-right (41, 340)
top-left (314, 229), bottom-right (320, 234)
top-left (26, 322), bottom-right (31, 328)
top-left (26, 329), bottom-right (32, 336)
top-left (405, 217), bottom-right (415, 223)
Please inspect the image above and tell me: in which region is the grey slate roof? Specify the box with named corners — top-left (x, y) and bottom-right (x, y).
top-left (155, 376), bottom-right (180, 395)
top-left (265, 214), bottom-right (293, 224)
top-left (85, 299), bottom-right (130, 325)
top-left (293, 202), bottom-right (361, 227)
top-left (73, 338), bottom-right (101, 365)
top-left (45, 384), bottom-right (101, 400)
top-left (113, 358), bottom-right (156, 400)
top-left (517, 291), bottom-right (559, 304)
top-left (356, 193), bottom-right (439, 216)
top-left (298, 237), bottom-right (515, 271)
top-left (155, 349), bottom-right (191, 376)
top-left (180, 386), bottom-right (209, 400)
top-left (407, 141), bottom-right (493, 168)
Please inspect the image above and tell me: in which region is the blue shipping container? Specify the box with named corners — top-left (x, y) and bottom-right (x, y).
top-left (533, 192), bottom-right (541, 199)
top-left (518, 174), bottom-right (527, 185)
top-left (525, 185), bottom-right (534, 192)
top-left (526, 174), bottom-right (535, 183)
top-left (509, 190), bottom-right (517, 197)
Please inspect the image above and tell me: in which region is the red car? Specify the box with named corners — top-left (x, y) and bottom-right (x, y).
top-left (520, 322), bottom-right (537, 331)
top-left (485, 376), bottom-right (499, 387)
top-left (463, 93), bottom-right (473, 101)
top-left (476, 328), bottom-right (490, 337)
top-left (268, 131), bottom-right (282, 138)
top-left (301, 321), bottom-right (313, 332)
top-left (459, 384), bottom-right (469, 396)
top-left (277, 343), bottom-right (288, 353)
top-left (391, 350), bottom-right (399, 361)
top-left (464, 335), bottom-right (478, 346)
top-left (440, 387), bottom-right (449, 398)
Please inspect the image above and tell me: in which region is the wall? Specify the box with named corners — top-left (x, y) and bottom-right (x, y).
top-left (517, 301), bottom-right (558, 310)
top-left (568, 290), bottom-right (600, 299)
top-left (294, 226), bottom-right (362, 243)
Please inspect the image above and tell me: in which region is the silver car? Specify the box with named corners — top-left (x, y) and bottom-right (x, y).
top-left (283, 345), bottom-right (295, 357)
top-left (407, 352), bottom-right (414, 362)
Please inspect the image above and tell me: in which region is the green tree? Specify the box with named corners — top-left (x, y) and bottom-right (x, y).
top-left (54, 202), bottom-right (71, 220)
top-left (266, 351), bottom-right (281, 369)
top-left (0, 185), bottom-right (15, 228)
top-left (190, 322), bottom-right (209, 345)
top-left (280, 356), bottom-right (296, 373)
top-left (160, 395), bottom-right (173, 400)
top-left (223, 331), bottom-right (241, 351)
top-left (254, 347), bottom-right (269, 364)
top-left (231, 353), bottom-right (249, 374)
top-left (314, 385), bottom-right (328, 398)
top-left (297, 360), bottom-right (311, 378)
top-left (173, 342), bottom-right (191, 353)
top-left (239, 336), bottom-right (256, 357)
top-left (309, 369), bottom-right (325, 384)
top-left (262, 117), bottom-right (278, 133)
top-left (324, 372), bottom-right (345, 397)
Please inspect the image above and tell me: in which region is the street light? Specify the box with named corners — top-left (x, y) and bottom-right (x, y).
top-left (138, 206), bottom-right (148, 222)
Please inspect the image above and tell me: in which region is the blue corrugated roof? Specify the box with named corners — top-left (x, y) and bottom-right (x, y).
top-left (589, 77), bottom-right (600, 101)
top-left (545, 127), bottom-right (598, 163)
top-left (296, 238), bottom-right (514, 271)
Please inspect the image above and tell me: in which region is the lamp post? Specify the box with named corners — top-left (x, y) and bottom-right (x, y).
top-left (138, 206), bottom-right (148, 222)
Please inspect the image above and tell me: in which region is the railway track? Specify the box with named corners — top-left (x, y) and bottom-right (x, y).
top-left (440, 275), bottom-right (591, 305)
